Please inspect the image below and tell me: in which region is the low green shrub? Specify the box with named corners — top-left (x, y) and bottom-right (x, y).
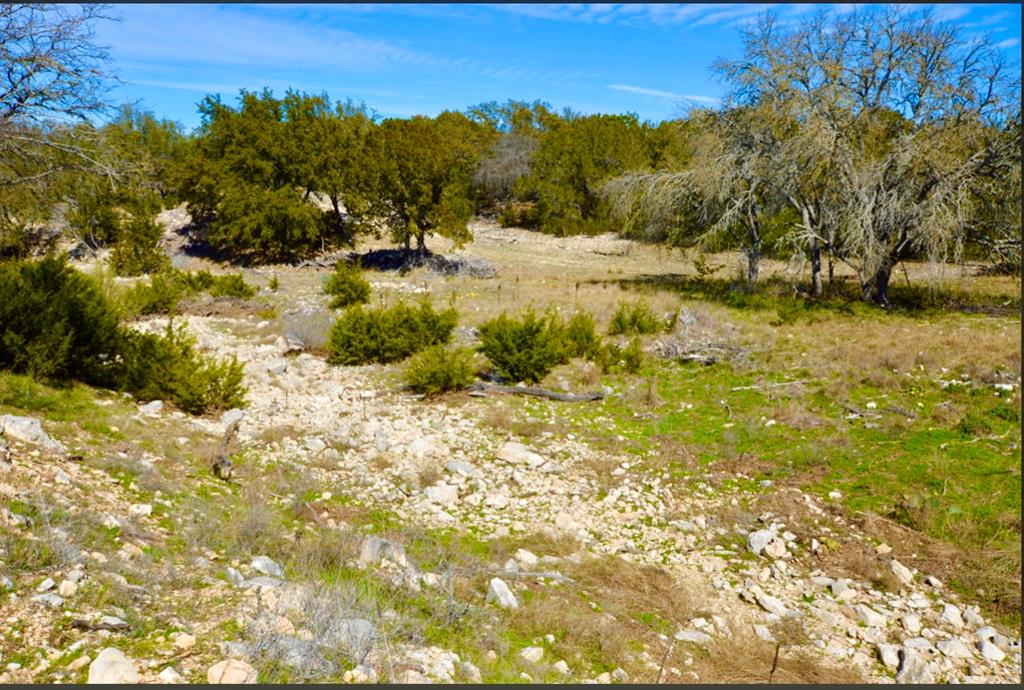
top-left (0, 255), bottom-right (247, 415)
top-left (596, 338), bottom-right (645, 374)
top-left (478, 309), bottom-right (568, 384)
top-left (122, 271), bottom-right (185, 316)
top-left (208, 272), bottom-right (257, 299)
top-left (323, 261), bottom-right (370, 309)
top-left (110, 213), bottom-right (170, 277)
top-left (404, 345), bottom-right (477, 396)
top-left (563, 311), bottom-right (602, 360)
top-left (327, 301), bottom-right (458, 365)
top-left (0, 254), bottom-right (122, 384)
top-left (121, 269), bottom-right (256, 316)
top-left (608, 300), bottom-right (668, 336)
top-left (118, 323), bottom-right (247, 415)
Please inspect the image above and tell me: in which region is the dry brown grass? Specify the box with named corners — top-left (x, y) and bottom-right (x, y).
top-left (505, 554), bottom-right (694, 679)
top-left (480, 402), bottom-right (564, 440)
top-left (254, 424), bottom-right (303, 447)
top-left (688, 632), bottom-right (866, 684)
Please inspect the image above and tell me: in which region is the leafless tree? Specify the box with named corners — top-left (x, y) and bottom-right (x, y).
top-left (0, 4), bottom-right (120, 251)
top-left (715, 5), bottom-right (1021, 303)
top-left (606, 6), bottom-right (1020, 303)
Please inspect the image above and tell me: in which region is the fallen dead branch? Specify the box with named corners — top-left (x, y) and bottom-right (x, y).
top-left (730, 379), bottom-right (809, 392)
top-left (71, 618), bottom-right (130, 632)
top-left (467, 382), bottom-right (605, 402)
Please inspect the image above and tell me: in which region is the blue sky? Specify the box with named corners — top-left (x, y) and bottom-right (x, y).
top-left (96, 3), bottom-right (1022, 131)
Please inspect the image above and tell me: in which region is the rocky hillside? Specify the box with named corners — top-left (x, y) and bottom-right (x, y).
top-left (0, 222), bottom-right (1020, 684)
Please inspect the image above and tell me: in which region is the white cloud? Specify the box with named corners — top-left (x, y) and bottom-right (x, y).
top-left (99, 4), bottom-right (450, 74)
top-left (996, 37), bottom-right (1020, 49)
top-left (609, 84), bottom-right (720, 105)
top-left (932, 4), bottom-right (972, 22)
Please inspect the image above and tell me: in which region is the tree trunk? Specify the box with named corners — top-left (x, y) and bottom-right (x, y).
top-left (415, 231), bottom-right (426, 257)
top-left (809, 237), bottom-right (822, 296)
top-left (745, 241), bottom-right (760, 293)
top-left (863, 259), bottom-right (893, 305)
top-left (827, 253), bottom-right (834, 293)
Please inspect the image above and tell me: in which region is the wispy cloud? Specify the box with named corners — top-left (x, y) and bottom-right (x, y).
top-left (932, 4), bottom-right (972, 22)
top-left (996, 37), bottom-right (1020, 49)
top-left (101, 4), bottom-right (451, 73)
top-left (609, 84), bottom-right (720, 105)
top-left (488, 3), bottom-right (847, 29)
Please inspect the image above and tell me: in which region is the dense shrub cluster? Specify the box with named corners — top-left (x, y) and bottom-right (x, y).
top-left (403, 345), bottom-right (477, 396)
top-left (477, 309), bottom-right (567, 384)
top-left (596, 337), bottom-right (645, 374)
top-left (323, 261), bottom-right (371, 309)
top-left (118, 323), bottom-right (247, 414)
top-left (0, 255), bottom-right (247, 414)
top-left (0, 254), bottom-right (122, 384)
top-left (608, 300), bottom-right (670, 336)
top-left (122, 268), bottom-right (256, 316)
top-left (478, 307), bottom-right (646, 383)
top-left (327, 301), bottom-right (457, 365)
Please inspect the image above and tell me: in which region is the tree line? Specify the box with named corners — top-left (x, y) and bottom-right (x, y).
top-left (1, 4), bottom-right (1020, 304)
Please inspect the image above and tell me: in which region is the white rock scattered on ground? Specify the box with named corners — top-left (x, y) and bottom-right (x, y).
top-left (496, 441), bottom-right (546, 468)
top-left (251, 555), bottom-right (284, 578)
top-left (674, 630), bottom-right (713, 645)
top-left (878, 644), bottom-right (901, 669)
top-left (895, 649), bottom-right (935, 684)
top-left (158, 666), bottom-right (184, 683)
top-left (747, 529), bottom-right (776, 555)
top-left (940, 604), bottom-right (964, 628)
top-left (138, 400), bottom-right (163, 415)
top-left (901, 613), bottom-right (922, 633)
top-left (855, 604), bottom-right (888, 627)
top-left (207, 658), bottom-right (258, 684)
top-left (936, 638), bottom-right (973, 659)
top-left (890, 559), bottom-right (914, 585)
top-left (87, 648), bottom-right (139, 684)
top-left (978, 640), bottom-right (1006, 662)
top-left (519, 646), bottom-right (544, 663)
top-left (0, 414), bottom-right (67, 453)
top-left (485, 577), bottom-right (518, 610)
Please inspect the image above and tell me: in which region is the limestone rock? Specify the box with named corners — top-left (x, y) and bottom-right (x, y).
top-left (895, 649), bottom-right (935, 684)
top-left (207, 658), bottom-right (258, 684)
top-left (748, 586), bottom-right (789, 617)
top-left (514, 549), bottom-right (539, 569)
top-left (358, 537), bottom-right (411, 570)
top-left (936, 638), bottom-right (973, 659)
top-left (251, 556), bottom-right (284, 578)
top-left (424, 481), bottom-right (458, 506)
top-left (496, 441), bottom-right (545, 468)
top-left (901, 613), bottom-right (922, 634)
top-left (746, 529), bottom-right (775, 555)
top-left (977, 640), bottom-right (1005, 662)
top-left (855, 604), bottom-right (887, 627)
top-left (158, 666), bottom-right (184, 683)
top-left (519, 646), bottom-right (544, 663)
top-left (486, 577), bottom-right (518, 610)
top-left (878, 643), bottom-right (900, 669)
top-left (138, 400), bottom-right (163, 416)
top-left (87, 648), bottom-right (139, 684)
top-left (0, 414), bottom-right (66, 453)
top-left (889, 559), bottom-right (914, 586)
top-left (939, 604), bottom-right (964, 628)
top-left (674, 630), bottom-right (713, 645)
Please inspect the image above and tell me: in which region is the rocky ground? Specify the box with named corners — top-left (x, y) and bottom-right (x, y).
top-left (0, 216), bottom-right (1020, 684)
